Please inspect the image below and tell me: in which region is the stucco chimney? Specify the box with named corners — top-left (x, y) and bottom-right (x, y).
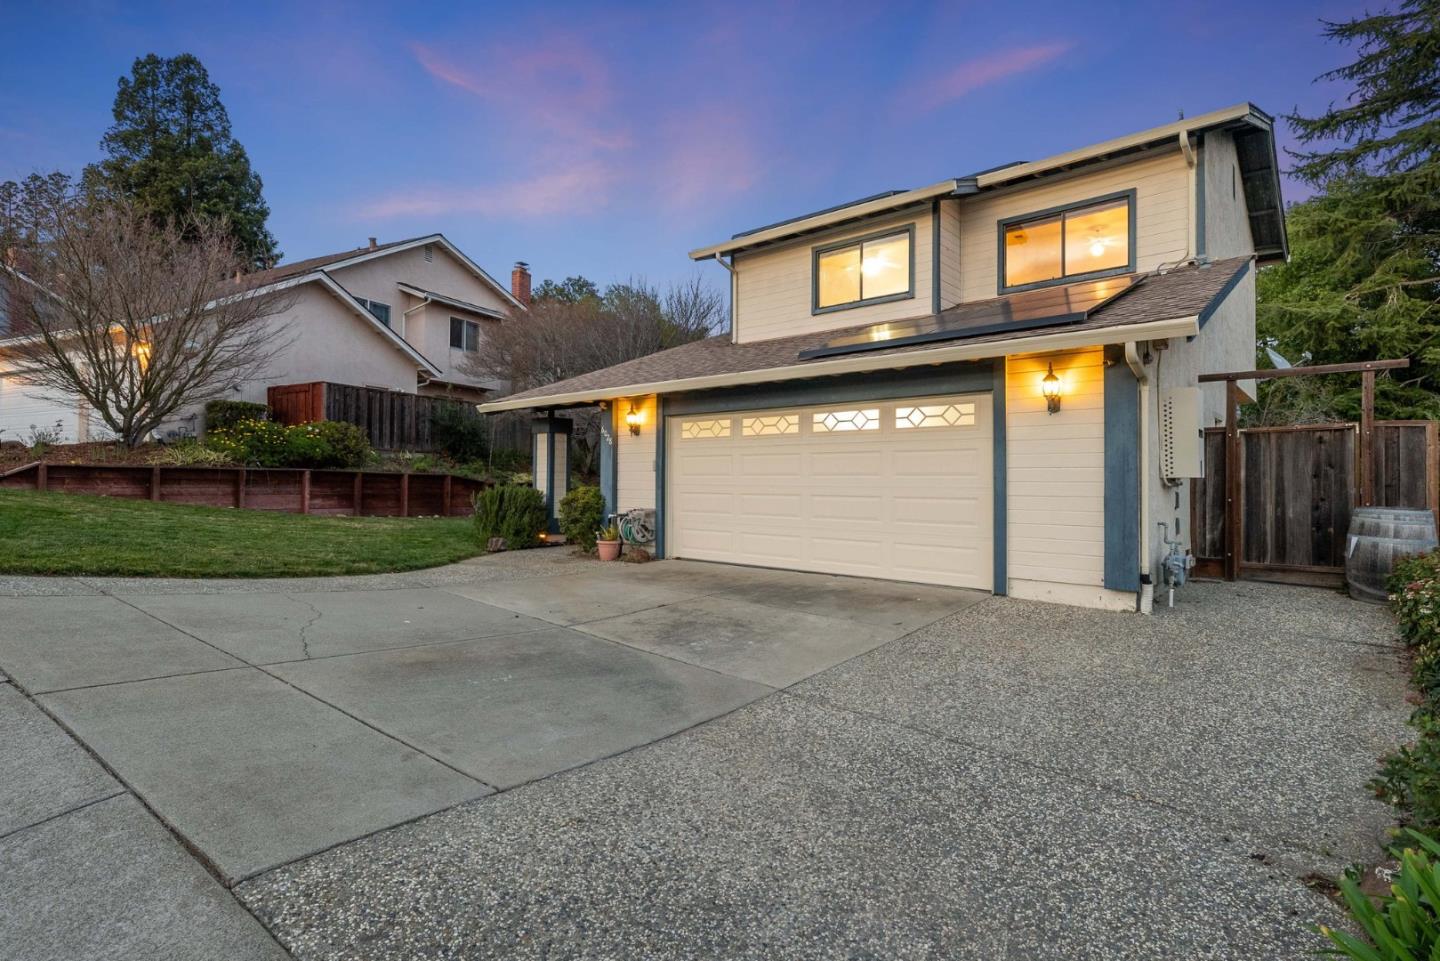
top-left (511, 261), bottom-right (532, 307)
top-left (367, 237), bottom-right (378, 251)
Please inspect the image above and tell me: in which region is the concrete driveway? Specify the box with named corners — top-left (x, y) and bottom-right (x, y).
top-left (0, 551), bottom-right (1412, 960)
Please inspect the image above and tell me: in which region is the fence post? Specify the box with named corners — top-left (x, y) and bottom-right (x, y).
top-left (150, 466), bottom-right (162, 502)
top-left (36, 463), bottom-right (47, 491)
top-left (300, 470), bottom-right (311, 514)
top-left (400, 473), bottom-right (409, 518)
top-left (1360, 369), bottom-right (1376, 507)
top-left (236, 468), bottom-right (246, 508)
top-left (1224, 380), bottom-right (1242, 581)
top-left (353, 472), bottom-right (363, 516)
top-left (443, 475), bottom-right (453, 516)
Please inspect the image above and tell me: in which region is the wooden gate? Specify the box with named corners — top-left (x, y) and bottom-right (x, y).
top-left (1192, 420), bottom-right (1438, 585)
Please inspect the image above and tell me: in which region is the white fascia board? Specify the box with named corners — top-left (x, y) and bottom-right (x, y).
top-left (475, 316), bottom-right (1199, 413)
top-left (976, 103), bottom-right (1266, 189)
top-left (395, 283), bottom-right (506, 320)
top-left (688, 180), bottom-right (961, 261)
top-left (321, 234), bottom-right (526, 313)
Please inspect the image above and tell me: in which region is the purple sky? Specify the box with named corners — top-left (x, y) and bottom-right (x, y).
top-left (1, 1), bottom-right (1368, 292)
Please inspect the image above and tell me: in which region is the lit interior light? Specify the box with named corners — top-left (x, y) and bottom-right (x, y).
top-left (130, 340), bottom-right (152, 371)
top-left (1089, 239), bottom-right (1107, 258)
top-left (860, 255), bottom-right (892, 277)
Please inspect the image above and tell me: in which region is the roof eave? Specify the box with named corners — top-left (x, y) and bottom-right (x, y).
top-left (476, 315), bottom-right (1199, 413)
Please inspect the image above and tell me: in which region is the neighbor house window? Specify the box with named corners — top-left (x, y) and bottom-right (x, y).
top-left (813, 226), bottom-right (913, 313)
top-left (1000, 192), bottom-right (1133, 291)
top-left (355, 297), bottom-right (392, 326)
top-left (450, 317), bottom-right (480, 352)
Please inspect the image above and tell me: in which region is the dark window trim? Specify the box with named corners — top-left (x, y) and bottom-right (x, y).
top-left (996, 189), bottom-right (1137, 295)
top-left (810, 223), bottom-right (916, 316)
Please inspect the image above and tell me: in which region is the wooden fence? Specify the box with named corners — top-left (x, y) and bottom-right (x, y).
top-left (0, 462), bottom-right (488, 517)
top-left (267, 382), bottom-right (485, 453)
top-left (1192, 419), bottom-right (1438, 585)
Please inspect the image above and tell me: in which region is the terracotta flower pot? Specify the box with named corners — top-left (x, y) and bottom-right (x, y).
top-left (597, 539), bottom-right (621, 561)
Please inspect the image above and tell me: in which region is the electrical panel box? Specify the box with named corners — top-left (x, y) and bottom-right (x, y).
top-left (1160, 387), bottom-right (1205, 479)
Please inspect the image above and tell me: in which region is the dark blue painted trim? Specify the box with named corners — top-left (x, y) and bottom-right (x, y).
top-left (1103, 346), bottom-right (1140, 592)
top-left (665, 362), bottom-right (996, 416)
top-left (996, 188), bottom-right (1138, 296)
top-left (931, 199), bottom-right (941, 314)
top-left (991, 362), bottom-right (1007, 596)
top-left (599, 406), bottom-right (617, 520)
top-left (1194, 134), bottom-right (1207, 259)
top-left (811, 223), bottom-right (917, 316)
top-left (1195, 258), bottom-right (1251, 331)
top-left (653, 395), bottom-right (667, 559)
top-left (532, 413), bottom-right (571, 534)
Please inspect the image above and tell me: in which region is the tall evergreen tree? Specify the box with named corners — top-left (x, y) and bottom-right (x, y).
top-left (1255, 0), bottom-right (1439, 421)
top-left (85, 53), bottom-right (279, 269)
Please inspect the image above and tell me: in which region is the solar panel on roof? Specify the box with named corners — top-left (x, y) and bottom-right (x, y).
top-left (797, 274), bottom-right (1144, 360)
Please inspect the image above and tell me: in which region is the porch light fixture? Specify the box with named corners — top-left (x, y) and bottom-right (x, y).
top-left (1042, 362), bottom-right (1062, 414)
top-left (625, 405), bottom-right (642, 435)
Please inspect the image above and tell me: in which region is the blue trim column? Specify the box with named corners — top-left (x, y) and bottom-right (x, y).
top-left (653, 396), bottom-right (667, 559)
top-left (531, 413), bottom-right (572, 534)
top-left (1103, 345), bottom-right (1140, 591)
top-left (991, 360), bottom-right (1007, 596)
top-left (599, 404), bottom-right (617, 520)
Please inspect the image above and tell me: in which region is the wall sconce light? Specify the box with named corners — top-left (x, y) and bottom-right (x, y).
top-left (1042, 362), bottom-right (1062, 414)
top-left (625, 405), bottom-right (642, 435)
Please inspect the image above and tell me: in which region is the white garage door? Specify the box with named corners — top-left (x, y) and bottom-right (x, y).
top-left (666, 393), bottom-right (993, 589)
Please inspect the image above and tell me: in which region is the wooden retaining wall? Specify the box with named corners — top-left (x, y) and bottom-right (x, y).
top-left (0, 462), bottom-right (488, 517)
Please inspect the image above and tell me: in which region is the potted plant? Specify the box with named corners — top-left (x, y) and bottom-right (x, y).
top-left (595, 523), bottom-right (622, 561)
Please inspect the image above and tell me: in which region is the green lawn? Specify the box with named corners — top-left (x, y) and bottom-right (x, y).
top-left (0, 490), bottom-right (484, 577)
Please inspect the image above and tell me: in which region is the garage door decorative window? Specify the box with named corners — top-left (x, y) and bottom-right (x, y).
top-left (895, 403), bottom-right (976, 429)
top-left (813, 408), bottom-right (879, 432)
top-left (681, 418), bottom-right (731, 439)
top-left (742, 414), bottom-right (800, 437)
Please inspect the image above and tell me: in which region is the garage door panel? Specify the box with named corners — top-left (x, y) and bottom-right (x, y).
top-left (667, 393), bottom-right (993, 589)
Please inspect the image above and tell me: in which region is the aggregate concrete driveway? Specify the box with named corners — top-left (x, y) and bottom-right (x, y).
top-left (0, 551), bottom-right (1413, 960)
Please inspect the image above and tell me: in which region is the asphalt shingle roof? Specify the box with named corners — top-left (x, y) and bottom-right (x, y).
top-left (496, 257), bottom-right (1251, 406)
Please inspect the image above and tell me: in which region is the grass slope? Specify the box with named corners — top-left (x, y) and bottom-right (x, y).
top-left (0, 491), bottom-right (482, 577)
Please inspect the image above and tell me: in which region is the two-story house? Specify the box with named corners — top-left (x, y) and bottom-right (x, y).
top-left (0, 234), bottom-right (529, 442)
top-left (478, 104), bottom-right (1286, 613)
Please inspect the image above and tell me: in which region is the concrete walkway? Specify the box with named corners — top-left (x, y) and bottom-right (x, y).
top-left (0, 552), bottom-right (1413, 960)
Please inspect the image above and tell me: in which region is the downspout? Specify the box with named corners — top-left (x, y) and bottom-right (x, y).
top-left (406, 297), bottom-right (433, 392)
top-left (1125, 341), bottom-right (1153, 614)
top-left (712, 253), bottom-right (738, 344)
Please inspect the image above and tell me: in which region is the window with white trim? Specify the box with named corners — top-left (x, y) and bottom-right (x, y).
top-left (681, 418), bottom-right (731, 439)
top-left (813, 408), bottom-right (879, 432)
top-left (895, 403), bottom-right (976, 429)
top-left (355, 297), bottom-right (392, 327)
top-left (450, 317), bottom-right (480, 352)
top-left (742, 414), bottom-right (799, 437)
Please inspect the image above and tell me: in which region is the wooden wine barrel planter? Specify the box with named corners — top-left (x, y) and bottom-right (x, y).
top-left (1345, 506), bottom-right (1439, 603)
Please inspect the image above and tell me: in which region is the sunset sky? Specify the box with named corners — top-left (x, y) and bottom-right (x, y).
top-left (1, 0), bottom-right (1369, 292)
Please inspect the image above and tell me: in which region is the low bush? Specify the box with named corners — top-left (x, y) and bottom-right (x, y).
top-left (152, 439), bottom-right (238, 467)
top-left (285, 421), bottom-right (371, 469)
top-left (204, 418), bottom-right (372, 469)
top-left (1373, 549), bottom-right (1440, 836)
top-left (430, 403), bottom-right (487, 462)
top-left (473, 485), bottom-right (547, 550)
top-left (1320, 829), bottom-right (1440, 959)
top-left (558, 486), bottom-right (606, 552)
top-left (487, 448), bottom-right (531, 474)
top-left (205, 400), bottom-right (269, 432)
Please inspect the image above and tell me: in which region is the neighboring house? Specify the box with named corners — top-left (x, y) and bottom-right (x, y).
top-left (0, 234), bottom-right (530, 442)
top-left (480, 104), bottom-right (1286, 613)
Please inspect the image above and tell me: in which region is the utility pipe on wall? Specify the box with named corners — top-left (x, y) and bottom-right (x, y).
top-left (1125, 341), bottom-right (1154, 614)
top-left (712, 253), bottom-right (739, 343)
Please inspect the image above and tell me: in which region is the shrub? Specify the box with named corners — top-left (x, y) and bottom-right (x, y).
top-left (205, 418), bottom-right (292, 466)
top-left (487, 448), bottom-right (531, 474)
top-left (152, 439), bottom-right (238, 467)
top-left (473, 485), bottom-right (547, 550)
top-left (204, 418), bottom-right (372, 469)
top-left (285, 421), bottom-right (371, 469)
top-left (1320, 829), bottom-right (1440, 959)
top-left (558, 486), bottom-right (606, 552)
top-left (430, 403), bottom-right (487, 462)
top-left (205, 400), bottom-right (269, 432)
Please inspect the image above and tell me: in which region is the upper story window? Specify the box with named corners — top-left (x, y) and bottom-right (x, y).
top-left (355, 297), bottom-right (392, 327)
top-left (999, 191), bottom-right (1133, 292)
top-left (812, 225), bottom-right (914, 314)
top-left (450, 316), bottom-right (480, 352)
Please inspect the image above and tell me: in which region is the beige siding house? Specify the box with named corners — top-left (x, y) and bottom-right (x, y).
top-left (481, 103), bottom-right (1286, 612)
top-left (0, 234), bottom-right (530, 443)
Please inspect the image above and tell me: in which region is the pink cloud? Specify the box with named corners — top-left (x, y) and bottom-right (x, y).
top-left (363, 165), bottom-right (618, 221)
top-left (909, 43), bottom-right (1073, 113)
top-left (653, 107), bottom-right (760, 212)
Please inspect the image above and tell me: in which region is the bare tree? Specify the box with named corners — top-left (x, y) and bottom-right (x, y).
top-left (464, 274), bottom-right (725, 474)
top-left (1, 191), bottom-right (292, 447)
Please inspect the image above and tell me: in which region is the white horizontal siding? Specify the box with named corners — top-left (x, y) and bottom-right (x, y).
top-left (0, 372), bottom-right (84, 444)
top-left (616, 394), bottom-right (657, 510)
top-left (734, 210), bottom-right (933, 344)
top-left (960, 148), bottom-right (1191, 301)
top-left (1005, 348), bottom-right (1107, 589)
